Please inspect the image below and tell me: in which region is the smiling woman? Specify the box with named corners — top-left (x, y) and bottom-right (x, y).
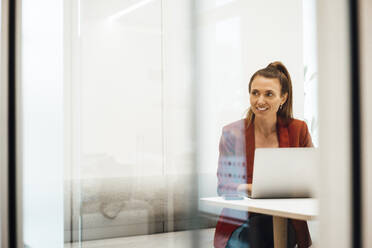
top-left (214, 62), bottom-right (313, 248)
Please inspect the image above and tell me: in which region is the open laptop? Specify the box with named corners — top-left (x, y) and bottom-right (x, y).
top-left (249, 148), bottom-right (318, 199)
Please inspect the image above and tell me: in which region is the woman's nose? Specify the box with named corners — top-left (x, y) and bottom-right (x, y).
top-left (257, 95), bottom-right (265, 104)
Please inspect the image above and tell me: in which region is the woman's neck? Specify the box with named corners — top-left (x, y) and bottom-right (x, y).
top-left (254, 115), bottom-right (277, 137)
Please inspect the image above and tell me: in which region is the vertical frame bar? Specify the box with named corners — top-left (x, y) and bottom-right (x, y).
top-left (359, 0), bottom-right (372, 247)
top-left (63, 0), bottom-right (73, 243)
top-left (17, 0), bottom-right (24, 242)
top-left (8, 0), bottom-right (22, 246)
top-left (8, 0), bottom-right (17, 245)
top-left (191, 0), bottom-right (199, 246)
top-left (349, 0), bottom-right (361, 247)
top-left (0, 0), bottom-right (10, 247)
top-left (317, 0), bottom-right (353, 247)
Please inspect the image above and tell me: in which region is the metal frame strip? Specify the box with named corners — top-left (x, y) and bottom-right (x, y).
top-left (0, 0), bottom-right (10, 247)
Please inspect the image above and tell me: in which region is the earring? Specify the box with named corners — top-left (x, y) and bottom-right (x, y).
top-left (280, 104), bottom-right (283, 109)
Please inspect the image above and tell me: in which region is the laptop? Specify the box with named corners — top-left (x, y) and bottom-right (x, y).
top-left (249, 148), bottom-right (318, 199)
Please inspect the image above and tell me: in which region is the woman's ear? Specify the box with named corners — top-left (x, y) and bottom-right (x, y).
top-left (281, 92), bottom-right (288, 105)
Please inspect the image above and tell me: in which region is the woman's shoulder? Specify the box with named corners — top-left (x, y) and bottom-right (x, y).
top-left (287, 118), bottom-right (308, 128)
top-left (286, 118), bottom-right (313, 147)
top-left (222, 119), bottom-right (245, 132)
top-left (281, 117), bottom-right (310, 135)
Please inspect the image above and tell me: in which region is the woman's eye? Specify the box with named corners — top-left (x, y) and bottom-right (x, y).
top-left (251, 91), bottom-right (258, 96)
top-left (266, 92), bottom-right (273, 97)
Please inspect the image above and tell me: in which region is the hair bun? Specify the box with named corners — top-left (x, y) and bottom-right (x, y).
top-left (268, 61), bottom-right (285, 71)
top-left (267, 61), bottom-right (290, 80)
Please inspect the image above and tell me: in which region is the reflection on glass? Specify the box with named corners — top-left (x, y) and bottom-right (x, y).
top-left (75, 0), bottom-right (164, 241)
top-left (66, 0), bottom-right (210, 247)
top-left (17, 0), bottom-right (318, 247)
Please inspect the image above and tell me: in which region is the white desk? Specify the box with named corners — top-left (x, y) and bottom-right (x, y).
top-left (201, 197), bottom-right (318, 248)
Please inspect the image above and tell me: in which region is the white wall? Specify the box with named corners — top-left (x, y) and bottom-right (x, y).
top-left (79, 0), bottom-right (164, 178)
top-left (22, 0), bottom-right (64, 247)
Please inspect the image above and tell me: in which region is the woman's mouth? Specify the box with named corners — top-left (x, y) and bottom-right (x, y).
top-left (256, 106), bottom-right (268, 111)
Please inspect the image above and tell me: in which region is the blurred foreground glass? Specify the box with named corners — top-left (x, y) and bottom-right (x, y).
top-left (20, 0), bottom-right (320, 247)
top-left (22, 0), bottom-right (64, 247)
top-left (65, 0), bottom-right (208, 246)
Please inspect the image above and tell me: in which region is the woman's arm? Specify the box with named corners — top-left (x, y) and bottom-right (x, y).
top-left (217, 128), bottom-right (247, 195)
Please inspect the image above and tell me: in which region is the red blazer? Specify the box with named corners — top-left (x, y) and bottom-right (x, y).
top-left (214, 118), bottom-right (313, 248)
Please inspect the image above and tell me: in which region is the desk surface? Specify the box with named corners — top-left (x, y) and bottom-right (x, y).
top-left (200, 197), bottom-right (318, 221)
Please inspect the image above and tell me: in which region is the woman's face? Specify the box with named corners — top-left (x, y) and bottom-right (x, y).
top-left (249, 76), bottom-right (288, 120)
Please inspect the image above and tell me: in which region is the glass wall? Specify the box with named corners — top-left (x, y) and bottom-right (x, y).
top-left (64, 0), bottom-right (212, 245)
top-left (196, 0), bottom-right (319, 246)
top-left (19, 0), bottom-right (358, 248)
top-left (22, 0), bottom-right (64, 247)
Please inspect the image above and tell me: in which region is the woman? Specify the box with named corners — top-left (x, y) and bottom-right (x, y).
top-left (214, 62), bottom-right (313, 248)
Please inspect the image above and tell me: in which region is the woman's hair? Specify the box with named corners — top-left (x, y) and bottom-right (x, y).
top-left (246, 61), bottom-right (293, 125)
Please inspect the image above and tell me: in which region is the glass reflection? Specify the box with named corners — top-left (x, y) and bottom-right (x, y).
top-left (60, 0), bottom-right (318, 247)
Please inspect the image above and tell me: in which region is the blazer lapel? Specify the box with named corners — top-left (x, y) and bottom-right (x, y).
top-left (245, 119), bottom-right (255, 183)
top-left (277, 118), bottom-right (290, 147)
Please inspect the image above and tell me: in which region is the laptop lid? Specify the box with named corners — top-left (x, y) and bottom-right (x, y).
top-left (250, 148), bottom-right (318, 199)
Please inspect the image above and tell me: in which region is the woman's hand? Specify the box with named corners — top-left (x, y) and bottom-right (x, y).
top-left (237, 184), bottom-right (252, 195)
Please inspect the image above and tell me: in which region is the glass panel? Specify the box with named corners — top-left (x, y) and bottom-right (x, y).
top-left (66, 0), bottom-right (209, 246)
top-left (20, 0), bottom-right (321, 247)
top-left (22, 0), bottom-right (64, 247)
top-left (75, 0), bottom-right (165, 241)
top-left (20, 0), bottom-right (354, 247)
top-left (196, 0), bottom-right (320, 247)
